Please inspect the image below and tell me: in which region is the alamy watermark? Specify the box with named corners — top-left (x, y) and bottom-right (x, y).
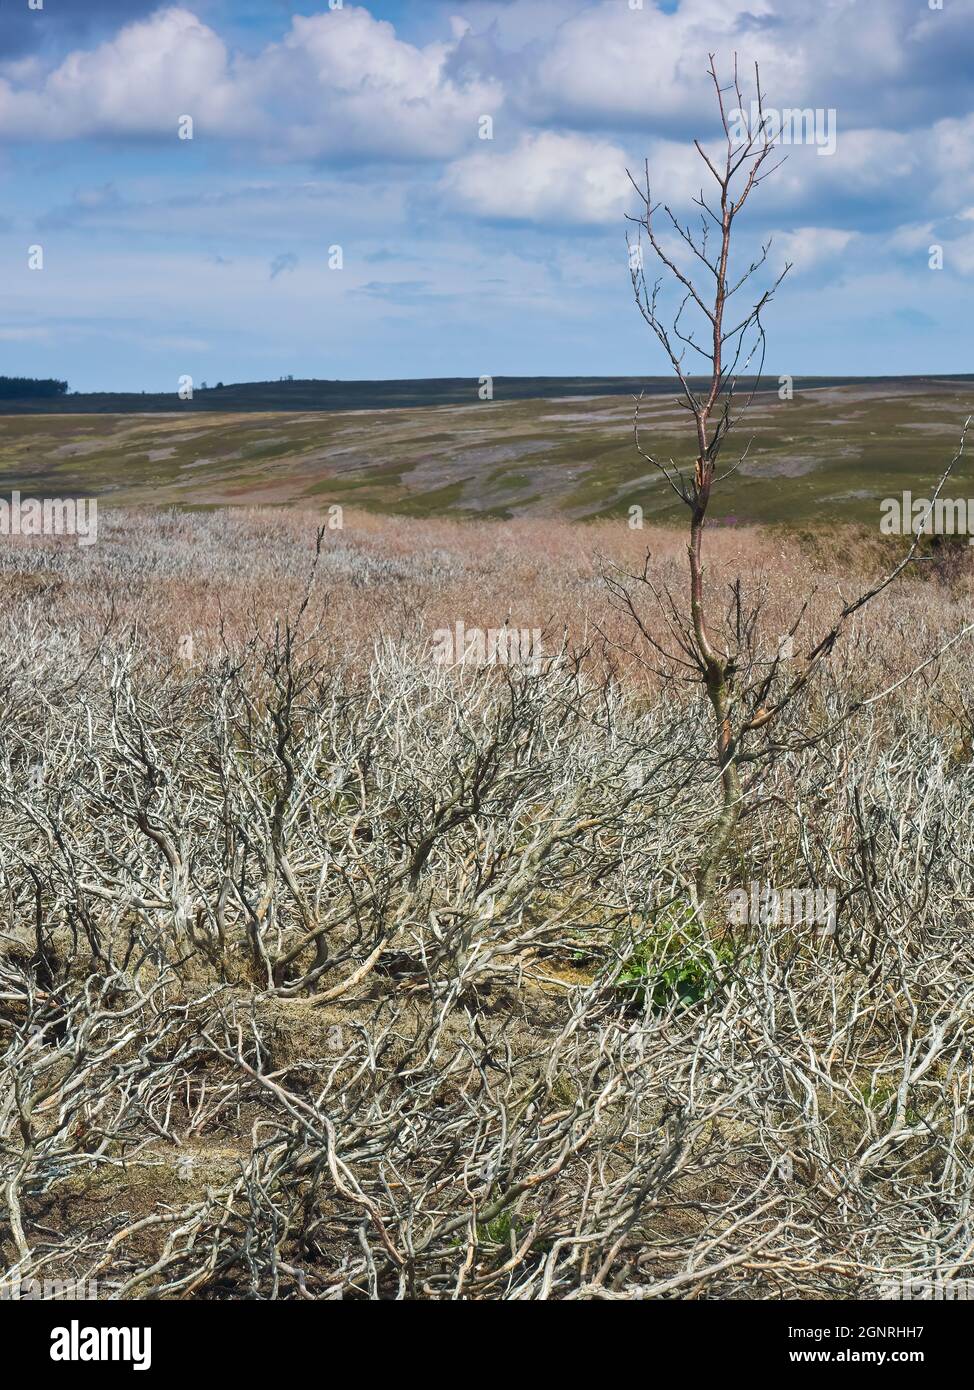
top-left (1, 1274), bottom-right (100, 1300)
top-left (875, 1274), bottom-right (974, 1300)
top-left (728, 102), bottom-right (837, 157)
top-left (727, 881), bottom-right (836, 932)
top-left (50, 1320), bottom-right (151, 1371)
top-left (431, 620), bottom-right (543, 671)
top-left (0, 491), bottom-right (97, 546)
top-left (880, 491), bottom-right (974, 543)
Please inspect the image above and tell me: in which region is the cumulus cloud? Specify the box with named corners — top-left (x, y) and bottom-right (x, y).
top-left (526, 0), bottom-right (801, 131)
top-left (0, 8), bottom-right (240, 139)
top-left (2, 0), bottom-right (973, 383)
top-left (1, 1), bottom-right (971, 214)
top-left (253, 10), bottom-right (501, 159)
top-left (0, 5), bottom-right (501, 160)
top-left (903, 208), bottom-right (974, 277)
top-left (524, 0), bottom-right (972, 134)
top-left (443, 131), bottom-right (631, 225)
top-left (626, 119), bottom-right (974, 233)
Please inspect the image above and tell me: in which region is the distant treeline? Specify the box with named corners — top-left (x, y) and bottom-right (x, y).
top-left (0, 373), bottom-right (971, 415)
top-left (0, 376), bottom-right (68, 400)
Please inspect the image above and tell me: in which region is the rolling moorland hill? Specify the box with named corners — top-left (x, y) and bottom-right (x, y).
top-left (0, 376), bottom-right (972, 528)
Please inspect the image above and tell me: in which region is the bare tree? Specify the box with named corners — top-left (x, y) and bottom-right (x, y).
top-left (619, 54), bottom-right (972, 917)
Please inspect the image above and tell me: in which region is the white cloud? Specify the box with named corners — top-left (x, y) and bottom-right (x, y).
top-left (770, 227), bottom-right (857, 276)
top-left (0, 0), bottom-right (969, 211)
top-left (0, 5), bottom-right (502, 160)
top-left (527, 0), bottom-right (802, 128)
top-left (523, 0), bottom-right (965, 135)
top-left (0, 8), bottom-right (239, 138)
top-left (246, 8), bottom-right (503, 159)
top-left (927, 113), bottom-right (974, 206)
top-left (443, 131), bottom-right (630, 225)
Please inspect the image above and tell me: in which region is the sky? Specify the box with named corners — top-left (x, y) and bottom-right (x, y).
top-left (0, 0), bottom-right (972, 391)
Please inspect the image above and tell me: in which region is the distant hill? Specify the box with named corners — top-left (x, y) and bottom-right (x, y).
top-left (3, 378), bottom-right (973, 528)
top-left (0, 374), bottom-right (972, 415)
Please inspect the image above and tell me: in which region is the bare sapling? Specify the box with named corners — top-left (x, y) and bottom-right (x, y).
top-left (617, 54), bottom-right (973, 919)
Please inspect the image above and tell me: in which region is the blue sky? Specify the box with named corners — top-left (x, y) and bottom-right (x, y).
top-left (1, 0), bottom-right (972, 391)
